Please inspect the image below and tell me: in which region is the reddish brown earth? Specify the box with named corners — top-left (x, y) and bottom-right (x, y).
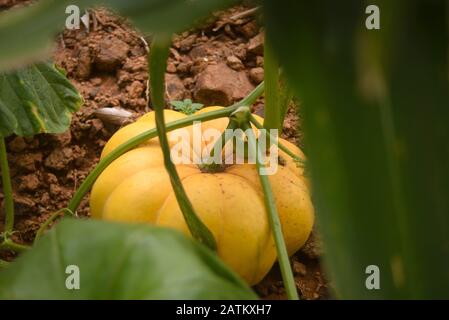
top-left (0, 3), bottom-right (328, 299)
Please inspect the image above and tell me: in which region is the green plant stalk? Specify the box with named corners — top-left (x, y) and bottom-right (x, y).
top-left (249, 114), bottom-right (305, 166)
top-left (0, 238), bottom-right (29, 253)
top-left (67, 82), bottom-right (264, 214)
top-left (0, 137), bottom-right (14, 234)
top-left (34, 208), bottom-right (74, 243)
top-left (263, 39), bottom-right (281, 131)
top-left (205, 119), bottom-right (238, 163)
top-left (278, 73), bottom-right (293, 126)
top-left (149, 36), bottom-right (217, 251)
top-left (242, 121), bottom-right (299, 300)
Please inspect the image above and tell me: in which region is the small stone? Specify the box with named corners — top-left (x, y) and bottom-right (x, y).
top-left (13, 195), bottom-right (35, 215)
top-left (177, 34), bottom-right (197, 52)
top-left (169, 48), bottom-right (181, 61)
top-left (293, 261), bottom-right (307, 276)
top-left (226, 55), bottom-right (244, 71)
top-left (248, 33), bottom-right (264, 55)
top-left (166, 62), bottom-right (177, 73)
top-left (239, 21), bottom-right (259, 39)
top-left (249, 67), bottom-right (264, 84)
top-left (8, 137), bottom-right (27, 153)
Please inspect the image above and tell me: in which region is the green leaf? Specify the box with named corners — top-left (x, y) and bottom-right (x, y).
top-left (0, 219), bottom-right (256, 299)
top-left (191, 103), bottom-right (204, 111)
top-left (170, 100), bottom-right (186, 110)
top-left (264, 0), bottom-right (449, 299)
top-left (170, 99), bottom-right (204, 115)
top-left (0, 62), bottom-right (82, 137)
top-left (0, 0), bottom-right (237, 70)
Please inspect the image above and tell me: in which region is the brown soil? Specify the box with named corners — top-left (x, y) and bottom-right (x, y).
top-left (0, 4), bottom-right (328, 300)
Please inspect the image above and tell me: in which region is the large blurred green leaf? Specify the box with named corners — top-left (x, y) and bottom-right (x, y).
top-left (264, 0), bottom-right (449, 299)
top-left (0, 62), bottom-right (82, 137)
top-left (0, 0), bottom-right (236, 70)
top-left (0, 219), bottom-right (256, 299)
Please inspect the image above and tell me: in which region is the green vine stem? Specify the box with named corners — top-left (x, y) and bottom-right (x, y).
top-left (203, 119), bottom-right (239, 166)
top-left (249, 114), bottom-right (305, 166)
top-left (149, 36), bottom-right (217, 251)
top-left (67, 82), bottom-right (264, 214)
top-left (0, 238), bottom-right (29, 253)
top-left (240, 118), bottom-right (299, 300)
top-left (0, 137), bottom-right (14, 234)
top-left (34, 208), bottom-right (74, 243)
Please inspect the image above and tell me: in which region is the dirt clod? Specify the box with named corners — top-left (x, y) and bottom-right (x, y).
top-left (248, 32), bottom-right (264, 55)
top-left (8, 137), bottom-right (27, 152)
top-left (194, 63), bottom-right (254, 105)
top-left (44, 147), bottom-right (73, 171)
top-left (249, 67), bottom-right (264, 84)
top-left (18, 174), bottom-right (40, 192)
top-left (94, 36), bottom-right (130, 72)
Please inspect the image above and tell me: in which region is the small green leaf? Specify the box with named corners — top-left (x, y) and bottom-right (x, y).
top-left (169, 100), bottom-right (186, 110)
top-left (191, 103), bottom-right (204, 112)
top-left (0, 62), bottom-right (82, 137)
top-left (170, 99), bottom-right (203, 115)
top-left (0, 219), bottom-right (256, 299)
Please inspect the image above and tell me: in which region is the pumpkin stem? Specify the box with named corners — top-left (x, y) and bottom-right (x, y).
top-left (199, 118), bottom-right (240, 173)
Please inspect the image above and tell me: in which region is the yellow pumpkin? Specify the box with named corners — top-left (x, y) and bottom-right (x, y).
top-left (90, 106), bottom-right (314, 285)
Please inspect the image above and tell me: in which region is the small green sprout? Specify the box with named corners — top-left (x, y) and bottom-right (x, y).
top-left (170, 99), bottom-right (203, 115)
